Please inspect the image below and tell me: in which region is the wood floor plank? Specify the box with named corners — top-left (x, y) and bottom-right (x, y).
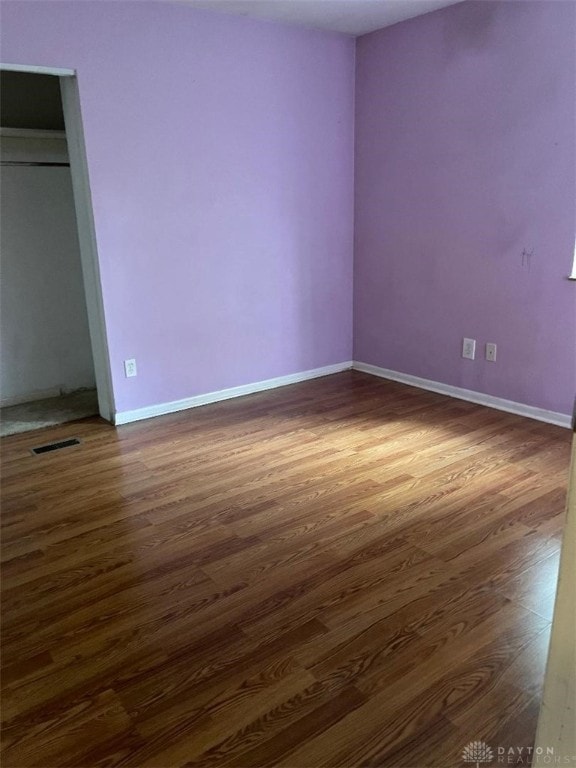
top-left (1, 371), bottom-right (571, 767)
top-left (2, 689), bottom-right (136, 768)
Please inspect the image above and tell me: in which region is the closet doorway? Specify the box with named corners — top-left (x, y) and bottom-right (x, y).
top-left (0, 66), bottom-right (114, 436)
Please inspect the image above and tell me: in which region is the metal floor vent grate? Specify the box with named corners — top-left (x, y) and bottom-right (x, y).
top-left (31, 438), bottom-right (81, 455)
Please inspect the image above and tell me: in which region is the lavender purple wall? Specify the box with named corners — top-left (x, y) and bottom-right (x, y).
top-left (2, 0), bottom-right (574, 418)
top-left (0, 1), bottom-right (355, 413)
top-left (354, 0), bottom-right (576, 415)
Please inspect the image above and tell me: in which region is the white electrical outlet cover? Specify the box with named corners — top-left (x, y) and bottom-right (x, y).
top-left (124, 359), bottom-right (137, 377)
top-left (462, 338), bottom-right (476, 360)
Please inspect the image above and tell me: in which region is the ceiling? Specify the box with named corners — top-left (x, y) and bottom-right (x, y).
top-left (181, 0), bottom-right (464, 36)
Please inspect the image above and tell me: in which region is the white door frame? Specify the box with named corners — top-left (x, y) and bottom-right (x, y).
top-left (0, 63), bottom-right (115, 422)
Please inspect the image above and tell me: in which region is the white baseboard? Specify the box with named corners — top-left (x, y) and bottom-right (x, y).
top-left (114, 361), bottom-right (354, 426)
top-left (353, 361), bottom-right (572, 429)
top-left (0, 387), bottom-right (61, 408)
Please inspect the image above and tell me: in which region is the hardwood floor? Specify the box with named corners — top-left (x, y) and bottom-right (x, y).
top-left (0, 371), bottom-right (571, 768)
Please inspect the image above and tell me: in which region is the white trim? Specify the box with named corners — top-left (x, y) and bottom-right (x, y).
top-left (114, 362), bottom-right (353, 425)
top-left (0, 388), bottom-right (61, 408)
top-left (534, 442), bottom-right (576, 759)
top-left (0, 127), bottom-right (67, 140)
top-left (353, 361), bottom-right (572, 429)
top-left (59, 77), bottom-right (116, 423)
top-left (569, 238), bottom-right (576, 280)
top-left (0, 63), bottom-right (75, 76)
